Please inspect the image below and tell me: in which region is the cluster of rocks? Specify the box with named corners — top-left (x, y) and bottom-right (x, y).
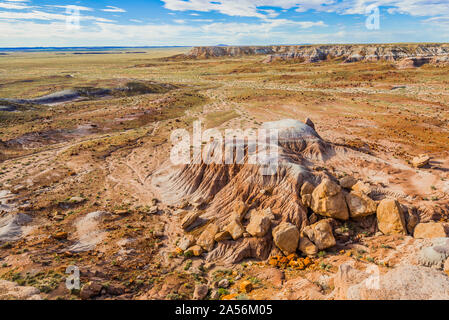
top-left (176, 172), bottom-right (449, 261)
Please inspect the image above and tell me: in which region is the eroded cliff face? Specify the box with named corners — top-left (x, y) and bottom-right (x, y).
top-left (186, 44), bottom-right (449, 66)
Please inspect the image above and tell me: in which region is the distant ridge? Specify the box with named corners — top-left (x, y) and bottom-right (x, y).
top-left (0, 46), bottom-right (190, 53)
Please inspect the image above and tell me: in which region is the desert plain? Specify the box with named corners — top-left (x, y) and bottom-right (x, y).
top-left (0, 44), bottom-right (448, 300)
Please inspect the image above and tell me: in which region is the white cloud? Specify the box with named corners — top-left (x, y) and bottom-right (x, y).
top-left (162, 0), bottom-right (449, 18)
top-left (0, 1), bottom-right (31, 9)
top-left (0, 9), bottom-right (114, 23)
top-left (49, 5), bottom-right (93, 12)
top-left (101, 6), bottom-right (126, 13)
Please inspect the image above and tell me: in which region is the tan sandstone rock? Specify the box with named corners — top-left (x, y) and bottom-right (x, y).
top-left (302, 219), bottom-right (336, 250)
top-left (234, 201), bottom-right (249, 220)
top-left (214, 231), bottom-right (231, 242)
top-left (186, 245), bottom-right (203, 256)
top-left (272, 222), bottom-right (300, 255)
top-left (225, 215), bottom-right (245, 240)
top-left (298, 236), bottom-right (318, 256)
top-left (310, 179), bottom-right (349, 220)
top-left (181, 211), bottom-right (201, 229)
top-left (376, 199), bottom-right (407, 235)
top-left (345, 191), bottom-right (378, 218)
top-left (339, 176), bottom-right (357, 189)
top-left (414, 222), bottom-right (448, 239)
top-left (246, 212), bottom-right (271, 237)
top-left (351, 181), bottom-right (371, 195)
top-left (300, 181), bottom-right (315, 196)
top-left (197, 223), bottom-right (219, 251)
top-left (412, 154), bottom-right (430, 168)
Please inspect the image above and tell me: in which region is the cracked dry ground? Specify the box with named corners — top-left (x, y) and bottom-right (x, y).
top-left (0, 49), bottom-right (448, 300)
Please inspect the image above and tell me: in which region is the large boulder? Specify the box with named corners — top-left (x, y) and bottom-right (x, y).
top-left (414, 222), bottom-right (448, 239)
top-left (246, 211), bottom-right (271, 237)
top-left (300, 181), bottom-right (315, 197)
top-left (345, 191), bottom-right (378, 218)
top-left (298, 236), bottom-right (318, 256)
top-left (197, 223), bottom-right (219, 251)
top-left (272, 222), bottom-right (300, 255)
top-left (225, 215), bottom-right (245, 240)
top-left (376, 199), bottom-right (407, 235)
top-left (310, 179), bottom-right (349, 220)
top-left (302, 219), bottom-right (336, 250)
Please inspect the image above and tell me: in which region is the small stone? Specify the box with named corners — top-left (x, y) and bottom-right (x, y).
top-left (214, 231), bottom-right (231, 242)
top-left (186, 245), bottom-right (203, 257)
top-left (114, 209), bottom-right (129, 216)
top-left (178, 200), bottom-right (190, 209)
top-left (181, 211), bottom-right (201, 229)
top-left (178, 236), bottom-right (194, 251)
top-left (148, 206), bottom-right (159, 214)
top-left (339, 176), bottom-right (357, 189)
top-left (52, 232), bottom-right (68, 240)
top-left (204, 262), bottom-right (215, 270)
top-left (69, 197), bottom-right (85, 204)
top-left (210, 289), bottom-right (220, 300)
top-left (218, 279), bottom-right (230, 288)
top-left (193, 284), bottom-right (208, 300)
top-left (239, 280), bottom-right (253, 293)
top-left (80, 282), bottom-right (102, 300)
top-left (300, 181), bottom-right (315, 197)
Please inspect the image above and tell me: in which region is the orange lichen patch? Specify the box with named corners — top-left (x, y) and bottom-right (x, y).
top-left (174, 247), bottom-right (183, 255)
top-left (267, 255), bottom-right (316, 270)
top-left (221, 293), bottom-right (239, 300)
top-left (239, 280), bottom-right (253, 293)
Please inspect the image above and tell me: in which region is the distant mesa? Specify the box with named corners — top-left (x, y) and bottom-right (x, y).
top-left (183, 44), bottom-right (449, 68)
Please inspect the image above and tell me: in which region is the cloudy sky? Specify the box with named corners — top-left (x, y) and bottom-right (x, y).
top-left (0, 0), bottom-right (448, 47)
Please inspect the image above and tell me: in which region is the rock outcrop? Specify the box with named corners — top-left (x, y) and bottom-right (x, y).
top-left (376, 199), bottom-right (407, 235)
top-left (302, 219), bottom-right (336, 250)
top-left (414, 222), bottom-right (448, 239)
top-left (184, 44), bottom-right (449, 67)
top-left (310, 179), bottom-right (349, 220)
top-left (272, 222), bottom-right (300, 255)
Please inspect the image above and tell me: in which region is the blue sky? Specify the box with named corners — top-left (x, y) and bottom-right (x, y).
top-left (0, 0), bottom-right (448, 47)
